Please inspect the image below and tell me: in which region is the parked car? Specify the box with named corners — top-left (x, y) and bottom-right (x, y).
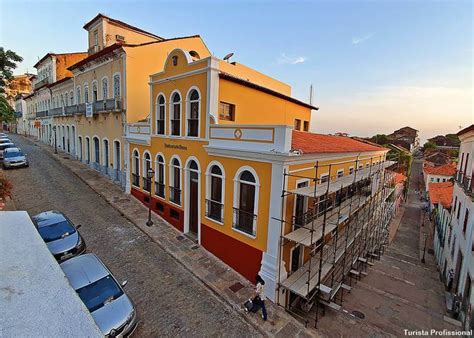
top-left (0, 138), bottom-right (11, 145)
top-left (0, 132), bottom-right (7, 138)
top-left (61, 254), bottom-right (137, 337)
top-left (0, 143), bottom-right (16, 161)
top-left (31, 211), bottom-right (86, 262)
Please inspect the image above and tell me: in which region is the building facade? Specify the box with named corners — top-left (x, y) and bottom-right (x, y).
top-left (125, 48), bottom-right (397, 311)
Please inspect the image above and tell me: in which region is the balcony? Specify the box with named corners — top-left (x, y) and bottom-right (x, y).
top-left (233, 207), bottom-right (257, 236)
top-left (206, 199), bottom-right (224, 223)
top-left (36, 110), bottom-right (49, 118)
top-left (132, 173), bottom-right (140, 187)
top-left (49, 107), bottom-right (64, 116)
top-left (155, 182), bottom-right (165, 198)
top-left (455, 170), bottom-right (474, 197)
top-left (33, 78), bottom-right (50, 90)
top-left (14, 111), bottom-right (22, 118)
top-left (170, 186), bottom-right (181, 205)
top-left (142, 177), bottom-right (151, 192)
top-left (93, 99), bottom-right (122, 113)
top-left (88, 45), bottom-right (101, 55)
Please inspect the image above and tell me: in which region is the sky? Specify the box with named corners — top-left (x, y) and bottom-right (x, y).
top-left (1, 0), bottom-right (472, 142)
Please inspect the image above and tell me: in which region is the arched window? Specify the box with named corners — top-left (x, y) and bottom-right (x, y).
top-left (85, 137), bottom-right (91, 163)
top-left (156, 95), bottom-right (165, 135)
top-left (102, 77), bottom-right (108, 100)
top-left (103, 139), bottom-right (109, 171)
top-left (233, 169), bottom-right (259, 236)
top-left (206, 164), bottom-right (224, 223)
top-left (143, 152), bottom-right (152, 192)
top-left (92, 82), bottom-right (98, 102)
top-left (78, 136), bottom-right (83, 161)
top-left (171, 92), bottom-right (181, 136)
top-left (93, 137), bottom-right (100, 166)
top-left (155, 155), bottom-right (165, 198)
top-left (187, 89), bottom-right (200, 137)
top-left (84, 84), bottom-right (89, 103)
top-left (113, 74), bottom-right (120, 99)
top-left (170, 157), bottom-right (181, 205)
top-left (70, 91), bottom-right (74, 106)
top-left (132, 150), bottom-right (140, 187)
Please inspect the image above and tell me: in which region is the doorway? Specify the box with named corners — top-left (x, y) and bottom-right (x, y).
top-left (454, 251), bottom-right (464, 293)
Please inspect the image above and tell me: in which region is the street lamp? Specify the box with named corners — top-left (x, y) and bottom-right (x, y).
top-left (52, 125), bottom-right (57, 154)
top-left (146, 167), bottom-right (155, 227)
top-left (421, 232), bottom-right (428, 263)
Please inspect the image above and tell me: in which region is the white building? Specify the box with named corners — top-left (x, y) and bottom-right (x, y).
top-left (442, 124), bottom-right (474, 329)
top-left (423, 163), bottom-right (456, 192)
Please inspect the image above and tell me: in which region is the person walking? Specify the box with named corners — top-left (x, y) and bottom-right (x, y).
top-left (255, 274), bottom-right (268, 321)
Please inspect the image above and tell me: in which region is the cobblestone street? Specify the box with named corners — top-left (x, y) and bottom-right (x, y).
top-left (4, 134), bottom-right (259, 337)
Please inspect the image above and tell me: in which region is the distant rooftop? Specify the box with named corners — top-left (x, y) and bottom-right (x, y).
top-left (428, 182), bottom-right (454, 209)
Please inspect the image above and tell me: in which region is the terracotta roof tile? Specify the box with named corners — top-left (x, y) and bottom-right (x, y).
top-left (394, 172), bottom-right (407, 185)
top-left (291, 130), bottom-right (385, 154)
top-left (428, 182), bottom-right (454, 209)
top-left (423, 164), bottom-right (456, 176)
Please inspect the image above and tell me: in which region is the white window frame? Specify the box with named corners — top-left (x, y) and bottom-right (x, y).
top-left (205, 161), bottom-right (226, 225)
top-left (169, 155), bottom-right (182, 206)
top-left (155, 93), bottom-right (166, 135)
top-left (101, 76), bottom-right (109, 100)
top-left (154, 153), bottom-right (166, 199)
top-left (169, 90), bottom-right (182, 137)
top-left (232, 166), bottom-right (260, 238)
top-left (132, 149), bottom-right (140, 187)
top-left (185, 86), bottom-right (201, 138)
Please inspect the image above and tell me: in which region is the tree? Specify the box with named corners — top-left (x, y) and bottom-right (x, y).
top-left (0, 95), bottom-right (15, 123)
top-left (423, 141), bottom-right (437, 152)
top-left (370, 134), bottom-right (389, 145)
top-left (0, 47), bottom-right (23, 94)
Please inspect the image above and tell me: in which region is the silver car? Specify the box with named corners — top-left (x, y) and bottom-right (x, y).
top-left (31, 211), bottom-right (86, 261)
top-left (61, 254), bottom-right (137, 337)
top-left (0, 143), bottom-right (16, 161)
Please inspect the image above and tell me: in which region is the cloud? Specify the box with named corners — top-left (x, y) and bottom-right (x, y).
top-left (277, 53), bottom-right (306, 65)
top-left (352, 33), bottom-right (374, 45)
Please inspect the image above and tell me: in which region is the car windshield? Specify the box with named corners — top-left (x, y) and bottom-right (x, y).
top-left (0, 144), bottom-right (13, 150)
top-left (4, 150), bottom-right (23, 158)
top-left (37, 220), bottom-right (76, 242)
top-left (76, 275), bottom-right (124, 312)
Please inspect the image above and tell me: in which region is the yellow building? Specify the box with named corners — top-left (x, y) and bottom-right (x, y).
top-left (125, 48), bottom-right (396, 308)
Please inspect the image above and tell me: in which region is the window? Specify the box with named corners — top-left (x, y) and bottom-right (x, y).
top-left (187, 89), bottom-right (199, 137)
top-left (233, 169), bottom-right (258, 236)
top-left (206, 164), bottom-right (224, 222)
top-left (143, 152), bottom-right (152, 192)
top-left (78, 136), bottom-right (83, 161)
top-left (172, 55), bottom-right (178, 66)
top-left (437, 178), bottom-right (440, 183)
top-left (431, 178), bottom-right (434, 182)
top-left (102, 78), bottom-right (108, 100)
top-left (132, 150), bottom-right (140, 187)
top-left (303, 121), bottom-right (309, 132)
top-left (463, 209), bottom-right (470, 234)
top-left (219, 102), bottom-right (235, 121)
top-left (156, 95), bottom-right (165, 135)
top-left (86, 137), bottom-right (91, 163)
top-left (102, 139), bottom-right (109, 169)
top-left (457, 201), bottom-right (462, 219)
top-left (320, 174), bottom-right (329, 184)
top-left (84, 85), bottom-right (89, 103)
top-left (349, 167), bottom-right (354, 175)
top-left (93, 137), bottom-right (100, 165)
top-left (93, 30), bottom-right (98, 46)
top-left (70, 91), bottom-right (73, 105)
top-left (337, 170), bottom-right (344, 178)
top-left (113, 74), bottom-right (120, 99)
top-left (170, 158), bottom-right (181, 205)
top-left (155, 155), bottom-right (165, 198)
top-left (92, 82), bottom-right (98, 102)
top-left (294, 119), bottom-right (301, 131)
top-left (171, 92), bottom-right (181, 136)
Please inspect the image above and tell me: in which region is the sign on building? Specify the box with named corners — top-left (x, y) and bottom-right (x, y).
top-left (85, 103), bottom-right (93, 118)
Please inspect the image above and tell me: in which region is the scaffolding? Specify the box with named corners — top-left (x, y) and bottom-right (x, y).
top-left (276, 156), bottom-right (397, 327)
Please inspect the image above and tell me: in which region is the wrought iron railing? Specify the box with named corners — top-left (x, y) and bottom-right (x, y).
top-left (205, 199), bottom-right (223, 222)
top-left (155, 182), bottom-right (165, 198)
top-left (36, 110), bottom-right (49, 118)
top-left (49, 107), bottom-right (64, 116)
top-left (232, 207), bottom-right (257, 236)
top-left (143, 177), bottom-right (151, 192)
top-left (170, 186), bottom-right (181, 205)
top-left (455, 170), bottom-right (473, 197)
top-left (93, 99), bottom-right (122, 113)
top-left (132, 173), bottom-right (140, 187)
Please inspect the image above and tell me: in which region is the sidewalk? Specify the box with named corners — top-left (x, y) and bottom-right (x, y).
top-left (28, 135), bottom-right (316, 338)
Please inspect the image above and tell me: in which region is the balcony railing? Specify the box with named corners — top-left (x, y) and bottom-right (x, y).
top-left (33, 78), bottom-right (50, 90)
top-left (36, 110), bottom-right (49, 118)
top-left (205, 199), bottom-right (223, 223)
top-left (170, 186), bottom-right (181, 205)
top-left (49, 107), bottom-right (64, 116)
top-left (132, 173), bottom-right (140, 187)
top-left (233, 207), bottom-right (257, 236)
top-left (93, 99), bottom-right (122, 113)
top-left (143, 177), bottom-right (151, 192)
top-left (155, 182), bottom-right (165, 198)
top-left (455, 170), bottom-right (473, 197)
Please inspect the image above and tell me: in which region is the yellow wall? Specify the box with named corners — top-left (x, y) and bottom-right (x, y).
top-left (125, 37), bottom-right (211, 123)
top-left (219, 60), bottom-right (291, 96)
top-left (55, 54), bottom-right (88, 81)
top-left (218, 78), bottom-right (311, 126)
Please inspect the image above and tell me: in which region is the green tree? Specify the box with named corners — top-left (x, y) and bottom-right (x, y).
top-left (0, 47), bottom-right (23, 94)
top-left (370, 134), bottom-right (389, 145)
top-left (0, 96), bottom-right (15, 123)
top-left (423, 141), bottom-right (437, 152)
top-left (445, 133), bottom-right (460, 147)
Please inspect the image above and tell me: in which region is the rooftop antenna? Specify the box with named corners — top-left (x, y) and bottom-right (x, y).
top-left (309, 84), bottom-right (314, 105)
top-left (223, 52), bottom-right (234, 63)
